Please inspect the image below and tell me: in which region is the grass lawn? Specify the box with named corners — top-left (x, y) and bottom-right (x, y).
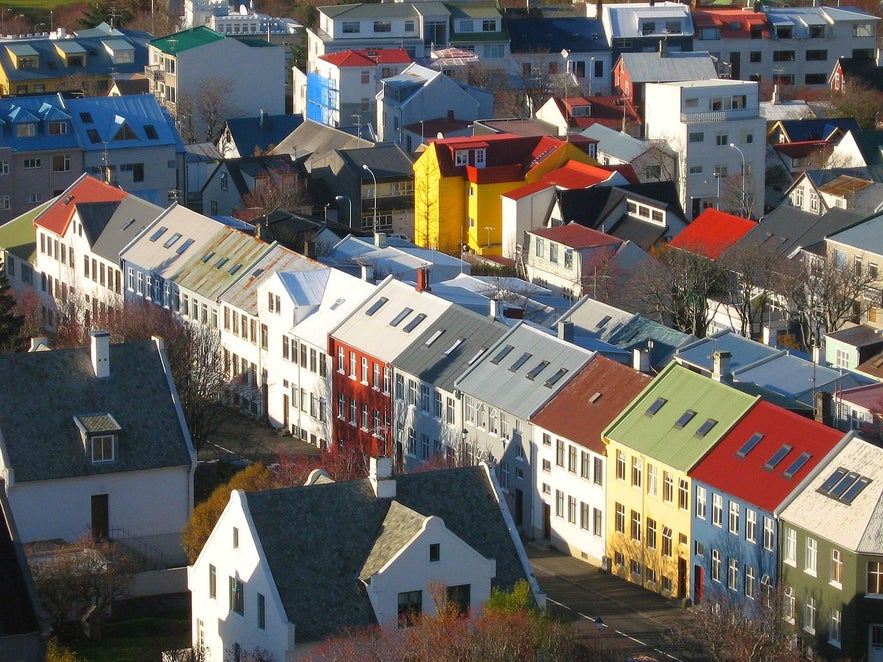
top-left (0, 0), bottom-right (82, 9)
top-left (69, 610), bottom-right (190, 662)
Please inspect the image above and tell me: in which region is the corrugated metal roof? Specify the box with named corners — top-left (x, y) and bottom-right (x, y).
top-left (88, 195), bottom-right (165, 263)
top-left (454, 323), bottom-right (595, 419)
top-left (581, 123), bottom-right (649, 163)
top-left (149, 26), bottom-right (225, 54)
top-left (619, 51), bottom-right (716, 84)
top-left (0, 200), bottom-right (50, 262)
top-left (603, 361), bottom-right (757, 471)
top-left (675, 329), bottom-right (779, 375)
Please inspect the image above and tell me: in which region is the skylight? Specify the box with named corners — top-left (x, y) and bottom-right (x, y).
top-left (229, 264), bottom-right (242, 275)
top-left (763, 444), bottom-right (793, 471)
top-left (330, 297), bottom-right (345, 311)
top-left (544, 368), bottom-right (568, 388)
top-left (144, 124), bottom-right (159, 140)
top-left (694, 418), bottom-right (718, 438)
top-left (163, 232), bottom-right (182, 248)
top-left (509, 352), bottom-right (532, 372)
top-left (365, 297), bottom-right (389, 316)
top-left (736, 432), bottom-right (764, 458)
top-left (425, 330), bottom-right (445, 347)
top-left (149, 226), bottom-right (168, 242)
top-left (79, 112), bottom-right (93, 123)
top-left (389, 307), bottom-right (413, 327)
top-left (467, 347), bottom-right (487, 365)
top-left (215, 257), bottom-right (229, 269)
top-left (491, 344), bottom-right (514, 364)
top-left (201, 251), bottom-right (215, 263)
top-left (526, 360), bottom-right (550, 381)
top-left (176, 238), bottom-right (194, 255)
top-left (817, 467), bottom-right (872, 505)
top-left (674, 410), bottom-right (697, 429)
top-left (589, 391), bottom-right (602, 403)
top-left (443, 337), bottom-right (465, 355)
top-left (782, 452), bottom-right (811, 479)
top-left (597, 315), bottom-right (612, 327)
top-left (646, 397), bottom-right (667, 416)
top-left (403, 313), bottom-right (427, 333)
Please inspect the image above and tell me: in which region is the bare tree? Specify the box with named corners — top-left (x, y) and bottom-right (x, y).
top-left (827, 79), bottom-right (883, 131)
top-left (177, 77), bottom-right (240, 144)
top-left (64, 72), bottom-right (106, 98)
top-left (718, 239), bottom-right (781, 339)
top-left (235, 172), bottom-right (308, 221)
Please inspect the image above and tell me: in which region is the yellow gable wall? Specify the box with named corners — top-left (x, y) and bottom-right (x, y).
top-left (605, 438), bottom-right (694, 601)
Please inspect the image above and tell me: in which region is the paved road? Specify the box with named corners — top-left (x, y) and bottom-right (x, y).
top-left (528, 545), bottom-right (697, 661)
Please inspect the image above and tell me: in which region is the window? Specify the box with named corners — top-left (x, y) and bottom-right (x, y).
top-left (829, 608), bottom-right (841, 646)
top-left (616, 450), bottom-right (625, 479)
top-left (209, 565), bottom-right (216, 599)
top-left (568, 496), bottom-right (577, 524)
top-left (615, 502), bottom-right (625, 534)
top-left (784, 586), bottom-right (795, 622)
top-left (831, 548), bottom-right (842, 586)
top-left (594, 457), bottom-right (603, 486)
top-left (647, 463), bottom-right (657, 496)
top-left (678, 479), bottom-right (689, 510)
top-left (804, 595), bottom-right (816, 634)
top-left (696, 486), bottom-right (707, 519)
top-left (750, 51), bottom-right (761, 62)
top-left (429, 543), bottom-right (440, 562)
top-left (91, 435), bottom-right (114, 463)
top-left (631, 456), bottom-right (642, 488)
top-left (745, 565), bottom-right (756, 599)
top-left (580, 451), bottom-right (590, 480)
top-left (662, 527), bottom-right (672, 557)
top-left (397, 590), bottom-right (422, 627)
top-left (689, 131), bottom-right (704, 143)
top-left (568, 446), bottom-right (577, 473)
top-left (342, 20), bottom-right (359, 33)
top-left (763, 517), bottom-right (775, 551)
top-left (784, 526), bottom-right (797, 565)
top-left (52, 154), bottom-right (71, 172)
top-left (716, 134), bottom-right (728, 147)
top-left (675, 410), bottom-right (696, 429)
top-left (535, 238), bottom-right (545, 258)
top-left (804, 537), bottom-right (818, 575)
top-left (867, 561), bottom-right (883, 594)
top-left (556, 490), bottom-right (565, 518)
top-left (446, 584), bottom-right (470, 617)
top-left (23, 158), bottom-right (42, 169)
top-left (728, 502), bottom-right (740, 535)
top-left (806, 49), bottom-right (827, 61)
top-left (745, 509), bottom-right (757, 543)
top-left (663, 472), bottom-right (673, 503)
top-left (728, 558), bottom-right (739, 591)
top-left (712, 494), bottom-right (723, 527)
top-left (229, 577), bottom-right (244, 616)
top-left (773, 50), bottom-right (795, 62)
top-left (630, 510), bottom-right (641, 542)
top-left (646, 518), bottom-right (657, 549)
top-left (373, 20), bottom-right (391, 32)
top-left (711, 549), bottom-right (721, 582)
top-left (257, 593), bottom-right (266, 630)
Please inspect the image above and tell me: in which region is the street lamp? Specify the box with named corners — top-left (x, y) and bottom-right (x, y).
top-left (49, 9), bottom-right (53, 31)
top-left (362, 164), bottom-right (378, 235)
top-left (34, 22), bottom-right (45, 34)
top-left (728, 142), bottom-right (746, 217)
top-left (589, 56), bottom-right (595, 97)
top-left (335, 195), bottom-right (352, 228)
top-left (560, 48), bottom-right (570, 140)
top-left (419, 120), bottom-right (424, 146)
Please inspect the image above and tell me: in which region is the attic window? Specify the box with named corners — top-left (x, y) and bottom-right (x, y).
top-left (509, 352), bottom-right (532, 372)
top-left (763, 444), bottom-right (792, 471)
top-left (544, 368), bottom-right (568, 388)
top-left (149, 226), bottom-right (168, 242)
top-left (694, 418), bottom-right (717, 438)
top-left (163, 232), bottom-right (182, 248)
top-left (674, 410), bottom-right (696, 429)
top-left (215, 256), bottom-right (229, 269)
top-left (390, 308), bottom-right (413, 327)
top-left (589, 391), bottom-right (602, 403)
top-left (365, 297), bottom-right (389, 316)
top-left (74, 413), bottom-right (121, 464)
top-left (113, 123), bottom-right (137, 141)
top-left (91, 435), bottom-right (116, 463)
top-left (597, 315), bottom-right (612, 327)
top-left (443, 337), bottom-right (464, 355)
top-left (425, 330), bottom-right (445, 346)
top-left (87, 129), bottom-right (101, 144)
top-left (176, 238), bottom-right (194, 254)
top-left (782, 452), bottom-right (811, 479)
top-left (403, 313), bottom-right (427, 333)
top-left (144, 124), bottom-right (159, 140)
top-left (201, 251), bottom-right (215, 263)
top-left (736, 432), bottom-right (764, 458)
top-left (526, 360), bottom-right (550, 381)
top-left (80, 112), bottom-right (93, 123)
top-left (817, 467), bottom-right (871, 504)
top-left (491, 344), bottom-right (514, 364)
top-left (646, 397), bottom-right (667, 416)
top-left (122, 218), bottom-right (136, 231)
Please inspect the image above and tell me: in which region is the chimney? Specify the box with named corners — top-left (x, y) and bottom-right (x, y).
top-left (90, 330), bottom-right (110, 378)
top-left (812, 344), bottom-right (824, 365)
top-left (658, 38), bottom-right (666, 58)
top-left (29, 337), bottom-right (48, 352)
top-left (558, 320), bottom-right (574, 342)
top-left (770, 84), bottom-right (780, 105)
top-left (489, 299), bottom-right (500, 320)
top-left (814, 391), bottom-right (833, 427)
top-left (712, 350), bottom-right (732, 382)
top-left (632, 348), bottom-right (650, 373)
top-left (369, 457), bottom-right (396, 498)
top-left (374, 232), bottom-right (387, 248)
top-left (596, 0), bottom-right (602, 20)
top-left (416, 266), bottom-right (431, 292)
top-left (361, 263), bottom-right (375, 283)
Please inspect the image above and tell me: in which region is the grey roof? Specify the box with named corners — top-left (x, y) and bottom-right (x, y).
top-left (393, 305), bottom-right (507, 391)
top-left (580, 123), bottom-right (650, 162)
top-left (359, 501), bottom-right (427, 580)
top-left (826, 323), bottom-right (883, 348)
top-left (618, 51), bottom-right (717, 84)
top-left (244, 465), bottom-right (531, 643)
top-left (0, 342), bottom-right (192, 482)
top-left (273, 119), bottom-right (373, 166)
top-left (827, 210), bottom-right (883, 256)
top-left (454, 323), bottom-right (595, 418)
top-left (319, 2), bottom-right (427, 19)
top-left (606, 314), bottom-right (693, 369)
top-left (338, 144), bottom-right (414, 179)
top-left (87, 196), bottom-right (164, 263)
top-left (738, 206), bottom-right (864, 258)
top-left (675, 329), bottom-right (780, 375)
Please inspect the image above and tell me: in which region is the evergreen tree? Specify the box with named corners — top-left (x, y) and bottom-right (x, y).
top-left (0, 260), bottom-right (25, 353)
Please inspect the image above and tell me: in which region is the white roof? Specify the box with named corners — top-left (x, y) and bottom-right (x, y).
top-left (780, 436), bottom-right (883, 553)
top-left (580, 124), bottom-right (650, 163)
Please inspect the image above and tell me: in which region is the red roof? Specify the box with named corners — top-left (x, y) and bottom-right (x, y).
top-left (539, 160), bottom-right (615, 188)
top-left (532, 355), bottom-right (651, 453)
top-left (319, 48), bottom-right (412, 68)
top-left (503, 180), bottom-right (555, 200)
top-left (557, 95), bottom-right (641, 131)
top-left (773, 140), bottom-right (830, 158)
top-left (691, 8), bottom-right (769, 39)
top-left (690, 401), bottom-right (844, 511)
top-left (35, 175), bottom-right (127, 237)
top-left (669, 208), bottom-right (756, 259)
top-left (531, 223), bottom-right (622, 250)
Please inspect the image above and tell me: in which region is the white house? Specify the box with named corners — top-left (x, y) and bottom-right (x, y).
top-left (0, 331), bottom-right (195, 564)
top-left (644, 79), bottom-right (766, 220)
top-left (188, 459), bottom-right (542, 661)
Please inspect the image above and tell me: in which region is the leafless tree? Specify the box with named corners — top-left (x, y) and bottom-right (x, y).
top-left (177, 77), bottom-right (240, 144)
top-left (718, 239), bottom-right (781, 339)
top-left (64, 72), bottom-right (105, 98)
top-left (827, 79), bottom-right (883, 131)
top-left (235, 172), bottom-right (308, 221)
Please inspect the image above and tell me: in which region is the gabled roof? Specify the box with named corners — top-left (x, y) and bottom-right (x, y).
top-left (779, 437), bottom-right (883, 553)
top-left (603, 362), bottom-right (758, 471)
top-left (67, 94), bottom-right (183, 152)
top-left (393, 305), bottom-right (507, 392)
top-left (454, 322), bottom-right (595, 419)
top-left (272, 119), bottom-right (373, 164)
top-left (0, 199), bottom-right (51, 262)
top-left (149, 26), bottom-right (225, 54)
top-left (243, 465), bottom-right (531, 642)
top-left (605, 314), bottom-right (693, 369)
top-left (691, 400), bottom-right (844, 512)
top-left (506, 16), bottom-right (607, 54)
top-left (669, 208), bottom-right (756, 260)
top-left (736, 205), bottom-right (863, 259)
top-left (834, 57), bottom-right (883, 94)
top-left (320, 48), bottom-right (412, 68)
top-left (429, 133), bottom-right (569, 178)
top-left (770, 117), bottom-right (861, 144)
top-left (210, 154), bottom-right (304, 199)
top-left (35, 174), bottom-right (127, 237)
top-left (691, 7), bottom-right (769, 39)
top-left (675, 330), bottom-right (780, 376)
top-left (617, 51), bottom-right (717, 84)
top-left (855, 350), bottom-right (883, 381)
top-left (338, 144), bottom-right (414, 179)
top-left (604, 1), bottom-right (694, 39)
top-left (530, 223), bottom-right (622, 250)
top-left (838, 382), bottom-right (883, 410)
top-left (827, 210), bottom-right (883, 256)
top-left (851, 129), bottom-right (883, 165)
top-left (86, 195), bottom-right (165, 263)
top-left (223, 114), bottom-right (304, 158)
top-left (532, 355), bottom-right (651, 454)
top-left (580, 123), bottom-right (651, 162)
top-left (825, 323), bottom-right (883, 349)
top-left (0, 340), bottom-right (192, 482)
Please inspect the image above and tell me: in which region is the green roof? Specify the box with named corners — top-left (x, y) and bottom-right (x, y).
top-left (0, 200), bottom-right (51, 263)
top-left (603, 362), bottom-right (757, 471)
top-left (149, 26), bottom-right (225, 55)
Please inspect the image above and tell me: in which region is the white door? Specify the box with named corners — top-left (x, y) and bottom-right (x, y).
top-left (870, 623), bottom-right (883, 662)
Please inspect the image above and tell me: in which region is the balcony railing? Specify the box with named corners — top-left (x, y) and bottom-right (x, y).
top-left (680, 107), bottom-right (755, 123)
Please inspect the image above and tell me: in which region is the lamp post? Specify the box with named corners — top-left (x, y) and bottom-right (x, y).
top-left (728, 142), bottom-right (746, 217)
top-left (335, 195), bottom-right (352, 228)
top-left (34, 21), bottom-right (45, 34)
top-left (362, 164), bottom-right (378, 235)
top-left (419, 120), bottom-right (424, 146)
top-left (49, 9), bottom-right (53, 31)
top-left (589, 56), bottom-right (595, 97)
top-left (560, 48), bottom-right (570, 140)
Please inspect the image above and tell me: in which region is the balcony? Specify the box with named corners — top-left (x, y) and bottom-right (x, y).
top-left (144, 65), bottom-right (163, 82)
top-left (680, 107), bottom-right (756, 123)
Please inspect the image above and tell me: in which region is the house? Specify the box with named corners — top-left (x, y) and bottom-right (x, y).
top-left (669, 208), bottom-right (756, 260)
top-left (826, 130), bottom-right (883, 169)
top-left (768, 117), bottom-right (861, 148)
top-left (644, 79), bottom-right (766, 219)
top-left (531, 355), bottom-right (650, 563)
top-left (201, 154), bottom-right (309, 218)
top-left (0, 484), bottom-right (49, 661)
top-left (454, 322), bottom-right (596, 533)
top-left (0, 23), bottom-right (148, 97)
top-left (778, 437), bottom-right (883, 660)
top-left (602, 362), bottom-right (758, 600)
top-left (329, 277), bottom-right (452, 464)
top-left (0, 331), bottom-right (196, 563)
top-left (834, 382), bottom-right (883, 435)
top-left (600, 2), bottom-right (694, 58)
top-left (538, 95), bottom-right (642, 136)
top-left (689, 401), bottom-right (847, 608)
top-left (217, 112), bottom-right (304, 159)
top-left (524, 223), bottom-right (649, 300)
top-left (376, 63), bottom-right (494, 149)
top-left (830, 56), bottom-right (883, 95)
top-left (0, 201), bottom-right (47, 301)
top-left (412, 133), bottom-right (598, 255)
top-left (391, 304), bottom-right (506, 470)
top-left (780, 167), bottom-right (883, 216)
top-left (146, 27), bottom-right (285, 141)
top-left (188, 460), bottom-right (542, 661)
top-left (825, 325), bottom-right (883, 372)
top-left (825, 212), bottom-right (883, 327)
top-left (690, 7), bottom-right (770, 82)
top-left (581, 123), bottom-right (675, 183)
top-left (303, 48), bottom-right (411, 129)
top-left (272, 119), bottom-right (374, 173)
top-left (309, 144), bottom-right (414, 237)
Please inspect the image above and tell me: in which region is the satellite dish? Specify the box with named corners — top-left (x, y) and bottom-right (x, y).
top-left (436, 132), bottom-right (444, 139)
top-left (239, 4), bottom-right (247, 14)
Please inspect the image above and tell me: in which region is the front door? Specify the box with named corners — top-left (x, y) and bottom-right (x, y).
top-left (693, 565), bottom-right (703, 604)
top-left (91, 494), bottom-right (109, 540)
top-left (870, 624), bottom-right (883, 662)
top-left (677, 556), bottom-right (688, 599)
top-left (283, 393), bottom-right (289, 429)
top-left (543, 503), bottom-right (551, 540)
top-left (514, 488), bottom-right (524, 527)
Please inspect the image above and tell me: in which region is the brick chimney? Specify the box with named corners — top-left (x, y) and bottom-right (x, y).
top-left (416, 266), bottom-right (431, 292)
top-left (91, 330), bottom-right (110, 379)
top-left (815, 391), bottom-right (833, 427)
top-left (712, 351), bottom-right (732, 382)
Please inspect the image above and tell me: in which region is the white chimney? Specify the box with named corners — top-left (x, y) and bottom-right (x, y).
top-left (712, 350), bottom-right (732, 382)
top-left (558, 321), bottom-right (574, 342)
top-left (91, 330), bottom-right (111, 378)
top-left (632, 348), bottom-right (650, 373)
top-left (374, 232), bottom-right (387, 248)
top-left (489, 299), bottom-right (500, 320)
top-left (369, 457), bottom-right (396, 498)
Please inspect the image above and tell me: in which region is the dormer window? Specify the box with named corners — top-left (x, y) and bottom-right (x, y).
top-left (16, 123), bottom-right (35, 138)
top-left (74, 413), bottom-right (121, 464)
top-left (455, 150), bottom-right (469, 166)
top-left (92, 435), bottom-right (115, 463)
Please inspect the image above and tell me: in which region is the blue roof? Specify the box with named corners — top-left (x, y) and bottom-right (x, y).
top-left (67, 95), bottom-right (184, 153)
top-left (0, 95), bottom-right (78, 151)
top-left (777, 117), bottom-right (861, 142)
top-left (675, 330), bottom-right (780, 374)
top-left (224, 114), bottom-right (303, 157)
top-left (506, 17), bottom-right (608, 54)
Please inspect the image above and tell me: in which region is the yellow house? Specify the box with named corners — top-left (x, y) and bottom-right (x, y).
top-left (413, 134), bottom-right (598, 256)
top-left (602, 362), bottom-right (756, 600)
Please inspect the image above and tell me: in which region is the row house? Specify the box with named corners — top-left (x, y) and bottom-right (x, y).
top-left (531, 354), bottom-right (650, 564)
top-left (216, 245), bottom-right (325, 421)
top-left (602, 362), bottom-right (757, 600)
top-left (329, 276), bottom-right (452, 464)
top-left (453, 323), bottom-right (596, 534)
top-left (824, 211), bottom-right (883, 328)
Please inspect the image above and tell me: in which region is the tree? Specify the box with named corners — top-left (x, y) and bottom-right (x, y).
top-left (0, 260), bottom-right (26, 353)
top-left (235, 172), bottom-right (308, 221)
top-left (828, 79), bottom-right (883, 131)
top-left (63, 72), bottom-right (106, 98)
top-left (178, 77), bottom-right (241, 144)
top-left (718, 239), bottom-right (781, 339)
top-left (181, 463), bottom-right (275, 563)
top-left (46, 638), bottom-right (82, 662)
top-left (77, 2), bottom-right (133, 29)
